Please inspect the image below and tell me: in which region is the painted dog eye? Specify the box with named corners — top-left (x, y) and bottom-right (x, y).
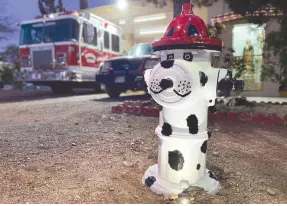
top-left (183, 52), bottom-right (193, 62)
top-left (167, 54), bottom-right (174, 60)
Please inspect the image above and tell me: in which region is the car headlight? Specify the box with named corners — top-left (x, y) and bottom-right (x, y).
top-left (100, 61), bottom-right (111, 74)
top-left (144, 59), bottom-right (159, 70)
top-left (21, 56), bottom-right (31, 67)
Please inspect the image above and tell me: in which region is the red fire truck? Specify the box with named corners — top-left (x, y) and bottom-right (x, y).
top-left (15, 10), bottom-right (125, 94)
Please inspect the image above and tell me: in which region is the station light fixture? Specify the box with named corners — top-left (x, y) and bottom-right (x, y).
top-left (119, 19), bottom-right (126, 25)
top-left (134, 13), bottom-right (166, 23)
top-left (140, 29), bottom-right (166, 35)
top-left (117, 0), bottom-right (127, 10)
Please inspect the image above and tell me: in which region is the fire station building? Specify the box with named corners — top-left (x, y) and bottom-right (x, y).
top-left (85, 0), bottom-right (283, 98)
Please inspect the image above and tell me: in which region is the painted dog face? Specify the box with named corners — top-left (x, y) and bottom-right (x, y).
top-left (145, 59), bottom-right (202, 107)
top-left (150, 60), bottom-right (192, 98)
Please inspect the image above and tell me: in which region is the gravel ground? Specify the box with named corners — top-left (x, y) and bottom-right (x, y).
top-left (0, 92), bottom-right (286, 203)
top-left (0, 88), bottom-right (100, 103)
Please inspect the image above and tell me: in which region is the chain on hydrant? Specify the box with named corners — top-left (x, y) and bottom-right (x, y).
top-left (142, 2), bottom-right (243, 196)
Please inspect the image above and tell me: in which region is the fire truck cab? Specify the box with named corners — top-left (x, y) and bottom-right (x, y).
top-left (15, 10), bottom-right (125, 94)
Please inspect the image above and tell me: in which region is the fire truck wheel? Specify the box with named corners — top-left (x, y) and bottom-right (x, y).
top-left (93, 83), bottom-right (102, 94)
top-left (106, 86), bottom-right (121, 98)
top-left (51, 85), bottom-right (73, 95)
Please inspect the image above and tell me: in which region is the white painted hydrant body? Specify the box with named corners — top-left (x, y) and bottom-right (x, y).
top-left (142, 3), bottom-right (238, 196)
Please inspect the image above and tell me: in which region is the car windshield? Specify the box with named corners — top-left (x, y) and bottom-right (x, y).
top-left (19, 18), bottom-right (79, 45)
top-left (128, 43), bottom-right (152, 56)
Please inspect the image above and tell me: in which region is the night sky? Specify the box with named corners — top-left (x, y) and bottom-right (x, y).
top-left (0, 0), bottom-right (117, 50)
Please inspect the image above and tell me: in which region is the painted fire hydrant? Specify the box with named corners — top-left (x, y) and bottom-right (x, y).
top-left (142, 3), bottom-right (238, 195)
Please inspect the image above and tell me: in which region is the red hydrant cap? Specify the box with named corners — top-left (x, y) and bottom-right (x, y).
top-left (152, 3), bottom-right (223, 52)
top-left (181, 2), bottom-right (194, 15)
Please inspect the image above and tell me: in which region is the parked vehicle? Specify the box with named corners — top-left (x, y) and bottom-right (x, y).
top-left (15, 10), bottom-right (125, 94)
top-left (96, 43), bottom-right (160, 98)
top-left (0, 80), bottom-right (4, 89)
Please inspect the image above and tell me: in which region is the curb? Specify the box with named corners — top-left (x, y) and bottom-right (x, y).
top-left (111, 101), bottom-right (287, 126)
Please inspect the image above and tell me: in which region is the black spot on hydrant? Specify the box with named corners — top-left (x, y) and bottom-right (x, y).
top-left (168, 150), bottom-right (184, 171)
top-left (209, 171), bottom-right (218, 180)
top-left (201, 140), bottom-right (207, 154)
top-left (186, 114), bottom-right (199, 134)
top-left (161, 122), bottom-right (172, 136)
top-left (199, 71), bottom-right (208, 86)
top-left (208, 106), bottom-right (217, 114)
top-left (145, 176), bottom-right (156, 187)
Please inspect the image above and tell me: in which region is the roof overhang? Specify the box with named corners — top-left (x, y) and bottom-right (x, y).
top-left (211, 8), bottom-right (284, 24)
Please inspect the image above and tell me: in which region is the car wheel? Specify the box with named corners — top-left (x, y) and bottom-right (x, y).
top-left (93, 83), bottom-right (102, 94)
top-left (106, 86), bottom-right (121, 98)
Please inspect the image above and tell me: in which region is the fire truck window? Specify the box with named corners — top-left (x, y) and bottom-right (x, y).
top-left (82, 23), bottom-right (88, 43)
top-left (93, 27), bottom-right (98, 46)
top-left (166, 26), bottom-right (174, 37)
top-left (82, 23), bottom-right (97, 46)
top-left (188, 24), bottom-right (199, 36)
top-left (100, 42), bottom-right (103, 52)
top-left (104, 31), bottom-right (110, 49)
top-left (111, 34), bottom-right (120, 52)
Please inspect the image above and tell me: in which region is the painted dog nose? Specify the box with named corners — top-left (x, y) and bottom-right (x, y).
top-left (159, 78), bottom-right (173, 91)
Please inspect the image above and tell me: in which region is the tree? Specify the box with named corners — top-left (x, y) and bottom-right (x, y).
top-left (38, 0), bottom-right (66, 15)
top-left (260, 19), bottom-right (287, 91)
top-left (0, 1), bottom-right (16, 86)
top-left (0, 66), bottom-right (13, 85)
top-left (0, 44), bottom-right (19, 85)
top-left (57, 0), bottom-right (64, 11)
top-left (0, 0), bottom-right (16, 42)
top-left (1, 44), bottom-right (20, 69)
top-left (225, 0), bottom-right (287, 15)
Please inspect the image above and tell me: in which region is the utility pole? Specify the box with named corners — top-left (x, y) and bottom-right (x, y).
top-left (80, 0), bottom-right (89, 10)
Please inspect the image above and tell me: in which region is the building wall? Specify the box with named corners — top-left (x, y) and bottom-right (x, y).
top-left (193, 6), bottom-right (209, 24)
top-left (87, 0), bottom-right (283, 97)
top-left (207, 0), bottom-right (231, 25)
top-left (207, 1), bottom-right (282, 97)
top-left (216, 20), bottom-right (280, 97)
top-left (88, 0), bottom-right (173, 46)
